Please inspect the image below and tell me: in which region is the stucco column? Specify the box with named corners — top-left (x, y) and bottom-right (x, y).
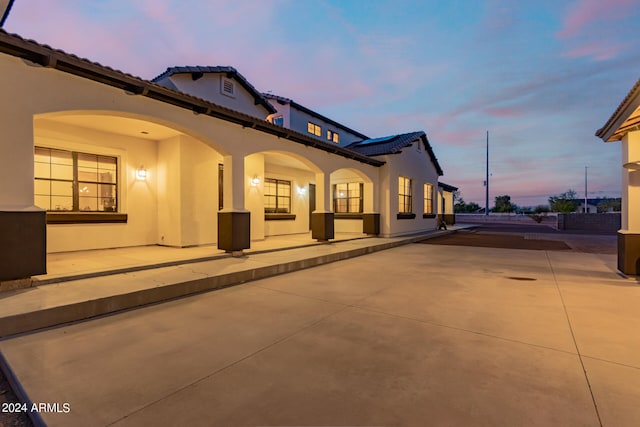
top-left (362, 181), bottom-right (379, 235)
top-left (311, 171), bottom-right (334, 241)
top-left (618, 131), bottom-right (640, 274)
top-left (218, 154), bottom-right (250, 253)
top-left (0, 113), bottom-right (46, 284)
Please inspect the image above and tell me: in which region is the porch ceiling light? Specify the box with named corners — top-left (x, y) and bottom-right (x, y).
top-left (136, 166), bottom-right (148, 180)
top-left (623, 161), bottom-right (640, 170)
top-left (251, 175), bottom-right (261, 186)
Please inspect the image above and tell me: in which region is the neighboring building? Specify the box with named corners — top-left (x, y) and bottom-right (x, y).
top-left (0, 29), bottom-right (447, 285)
top-left (263, 93), bottom-right (369, 147)
top-left (438, 182), bottom-right (458, 225)
top-left (573, 198), bottom-right (621, 214)
top-left (595, 77), bottom-right (640, 275)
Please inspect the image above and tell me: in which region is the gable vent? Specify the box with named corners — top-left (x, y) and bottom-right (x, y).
top-left (221, 78), bottom-right (235, 97)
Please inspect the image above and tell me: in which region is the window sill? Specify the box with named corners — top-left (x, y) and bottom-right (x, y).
top-left (46, 212), bottom-right (128, 224)
top-left (397, 213), bottom-right (416, 220)
top-left (265, 214), bottom-right (296, 221)
top-left (423, 214), bottom-right (437, 219)
top-left (335, 213), bottom-right (363, 220)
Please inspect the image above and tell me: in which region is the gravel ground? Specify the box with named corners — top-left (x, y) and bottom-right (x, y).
top-left (0, 369), bottom-right (32, 427)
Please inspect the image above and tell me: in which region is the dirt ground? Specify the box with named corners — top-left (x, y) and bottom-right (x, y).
top-left (421, 223), bottom-right (617, 254)
top-left (0, 370), bottom-right (32, 427)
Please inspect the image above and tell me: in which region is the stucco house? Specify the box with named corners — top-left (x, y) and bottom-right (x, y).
top-left (0, 29), bottom-right (446, 285)
top-left (596, 77), bottom-right (640, 275)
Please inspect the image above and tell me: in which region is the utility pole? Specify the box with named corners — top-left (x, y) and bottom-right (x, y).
top-left (584, 166), bottom-right (588, 213)
top-left (485, 131), bottom-right (489, 215)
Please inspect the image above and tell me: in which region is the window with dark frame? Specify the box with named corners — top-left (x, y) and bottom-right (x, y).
top-left (398, 176), bottom-right (412, 213)
top-left (307, 121), bottom-right (322, 137)
top-left (327, 130), bottom-right (340, 143)
top-left (424, 183), bottom-right (433, 214)
top-left (333, 182), bottom-right (363, 213)
top-left (264, 178), bottom-right (291, 213)
top-left (34, 147), bottom-right (117, 212)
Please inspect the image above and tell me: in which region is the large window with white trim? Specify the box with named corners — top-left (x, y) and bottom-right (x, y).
top-left (34, 147), bottom-right (118, 212)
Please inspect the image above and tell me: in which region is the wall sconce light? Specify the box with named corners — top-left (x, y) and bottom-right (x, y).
top-left (251, 175), bottom-right (261, 186)
top-left (136, 166), bottom-right (148, 181)
top-left (623, 161), bottom-right (640, 170)
top-left (297, 186), bottom-right (306, 195)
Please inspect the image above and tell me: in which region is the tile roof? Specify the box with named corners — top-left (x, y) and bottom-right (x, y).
top-left (152, 66), bottom-right (276, 114)
top-left (438, 182), bottom-right (458, 192)
top-left (595, 77), bottom-right (640, 142)
top-left (0, 30), bottom-right (383, 167)
top-left (263, 93), bottom-right (370, 140)
top-left (346, 131), bottom-right (443, 175)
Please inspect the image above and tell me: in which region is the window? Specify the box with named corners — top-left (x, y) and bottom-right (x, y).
top-left (333, 183), bottom-right (363, 213)
top-left (424, 183), bottom-right (433, 214)
top-left (327, 130), bottom-right (339, 143)
top-left (398, 176), bottom-right (412, 213)
top-left (272, 116), bottom-right (284, 126)
top-left (221, 77), bottom-right (235, 97)
top-left (307, 122), bottom-right (321, 137)
top-left (264, 178), bottom-right (291, 213)
top-left (35, 147), bottom-right (118, 212)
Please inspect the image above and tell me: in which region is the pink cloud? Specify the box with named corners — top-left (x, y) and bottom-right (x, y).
top-left (484, 106), bottom-right (524, 118)
top-left (562, 40), bottom-right (626, 61)
top-left (557, 0), bottom-right (635, 39)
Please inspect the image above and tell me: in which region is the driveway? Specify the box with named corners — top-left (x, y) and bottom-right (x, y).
top-left (0, 241), bottom-right (638, 426)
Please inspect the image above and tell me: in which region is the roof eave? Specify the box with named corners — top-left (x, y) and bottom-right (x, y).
top-left (596, 77), bottom-right (640, 142)
top-left (0, 30), bottom-right (382, 168)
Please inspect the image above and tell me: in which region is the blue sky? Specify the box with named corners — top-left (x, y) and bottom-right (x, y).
top-left (5, 0), bottom-right (640, 206)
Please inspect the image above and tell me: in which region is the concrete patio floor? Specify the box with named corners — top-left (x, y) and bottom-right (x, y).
top-left (0, 234), bottom-right (638, 426)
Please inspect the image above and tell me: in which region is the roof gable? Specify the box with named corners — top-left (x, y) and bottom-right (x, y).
top-left (153, 66), bottom-right (276, 115)
top-left (346, 131), bottom-right (444, 176)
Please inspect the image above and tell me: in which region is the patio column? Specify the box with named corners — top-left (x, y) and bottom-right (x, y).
top-left (362, 181), bottom-right (379, 235)
top-left (618, 130), bottom-right (640, 274)
top-left (218, 154), bottom-right (250, 254)
top-left (311, 171), bottom-right (334, 241)
top-left (0, 113), bottom-right (46, 286)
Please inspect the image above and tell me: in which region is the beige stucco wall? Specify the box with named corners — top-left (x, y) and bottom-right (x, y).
top-left (377, 142), bottom-right (439, 237)
top-left (262, 163), bottom-right (314, 237)
top-left (621, 131), bottom-right (640, 232)
top-left (1, 51), bottom-right (448, 254)
top-left (35, 119), bottom-right (160, 252)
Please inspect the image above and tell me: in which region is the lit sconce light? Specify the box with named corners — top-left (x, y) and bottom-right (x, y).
top-left (297, 186), bottom-right (306, 195)
top-left (623, 161), bottom-right (640, 171)
top-left (136, 166), bottom-right (148, 181)
top-left (251, 175), bottom-right (261, 186)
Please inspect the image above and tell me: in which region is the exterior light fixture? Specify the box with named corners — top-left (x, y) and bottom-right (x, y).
top-left (297, 186), bottom-right (306, 195)
top-left (623, 161), bottom-right (640, 170)
top-left (251, 175), bottom-right (261, 186)
top-left (136, 166), bottom-right (148, 181)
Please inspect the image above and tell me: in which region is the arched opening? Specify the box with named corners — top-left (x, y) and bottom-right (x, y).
top-left (330, 167), bottom-right (377, 235)
top-left (244, 150), bottom-right (322, 240)
top-left (34, 110), bottom-right (227, 252)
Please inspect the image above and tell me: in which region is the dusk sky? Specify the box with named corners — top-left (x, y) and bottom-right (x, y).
top-left (5, 0), bottom-right (640, 207)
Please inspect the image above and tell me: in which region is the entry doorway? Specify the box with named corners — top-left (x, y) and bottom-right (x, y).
top-left (308, 183), bottom-right (315, 230)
